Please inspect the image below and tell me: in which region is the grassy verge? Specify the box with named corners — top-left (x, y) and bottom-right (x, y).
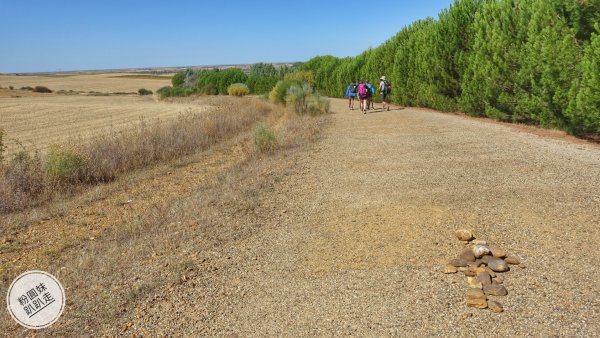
top-left (0, 97), bottom-right (276, 213)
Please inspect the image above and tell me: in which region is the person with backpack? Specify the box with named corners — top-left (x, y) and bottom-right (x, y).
top-left (378, 76), bottom-right (391, 111)
top-left (357, 80), bottom-right (369, 114)
top-left (366, 81), bottom-right (375, 110)
top-left (345, 81), bottom-right (358, 110)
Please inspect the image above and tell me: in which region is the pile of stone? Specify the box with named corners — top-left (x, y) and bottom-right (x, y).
top-left (444, 229), bottom-right (522, 313)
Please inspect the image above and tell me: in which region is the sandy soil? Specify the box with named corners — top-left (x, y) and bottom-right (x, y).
top-left (1, 98), bottom-right (599, 336)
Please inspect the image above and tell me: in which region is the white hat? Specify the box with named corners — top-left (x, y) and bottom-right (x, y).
top-left (380, 76), bottom-right (386, 81)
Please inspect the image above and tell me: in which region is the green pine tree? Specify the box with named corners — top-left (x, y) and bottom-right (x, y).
top-left (568, 25), bottom-right (600, 135)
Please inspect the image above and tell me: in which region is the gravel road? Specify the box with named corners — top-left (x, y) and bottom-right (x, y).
top-left (119, 99), bottom-right (600, 336)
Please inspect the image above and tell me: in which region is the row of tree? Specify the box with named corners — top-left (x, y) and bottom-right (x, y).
top-left (300, 0), bottom-right (600, 136)
top-left (160, 63), bottom-right (300, 98)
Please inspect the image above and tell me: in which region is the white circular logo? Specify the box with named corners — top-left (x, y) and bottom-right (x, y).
top-left (6, 270), bottom-right (65, 329)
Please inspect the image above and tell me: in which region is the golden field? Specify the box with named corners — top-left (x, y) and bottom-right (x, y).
top-left (0, 73), bottom-right (171, 93)
top-left (0, 73), bottom-right (210, 156)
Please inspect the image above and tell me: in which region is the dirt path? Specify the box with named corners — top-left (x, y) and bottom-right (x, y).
top-left (2, 98), bottom-right (599, 336)
top-left (118, 99), bottom-right (600, 336)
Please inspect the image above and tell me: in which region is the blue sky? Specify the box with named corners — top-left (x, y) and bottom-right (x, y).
top-left (0, 1), bottom-right (455, 73)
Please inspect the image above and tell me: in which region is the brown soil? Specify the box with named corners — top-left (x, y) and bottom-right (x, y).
top-left (1, 99), bottom-right (599, 336)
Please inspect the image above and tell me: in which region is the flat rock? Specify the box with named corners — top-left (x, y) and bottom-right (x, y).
top-left (467, 262), bottom-right (480, 269)
top-left (483, 283), bottom-right (508, 296)
top-left (443, 265), bottom-right (457, 274)
top-left (488, 300), bottom-right (504, 313)
top-left (467, 298), bottom-right (488, 309)
top-left (484, 267), bottom-right (497, 278)
top-left (474, 267), bottom-right (487, 274)
top-left (476, 272), bottom-right (492, 286)
top-left (481, 255), bottom-right (494, 264)
top-left (466, 288), bottom-right (487, 300)
top-left (463, 270), bottom-right (476, 277)
top-left (450, 258), bottom-right (468, 267)
top-left (460, 249), bottom-right (476, 262)
top-left (467, 277), bottom-right (483, 289)
top-left (455, 229), bottom-right (474, 242)
top-left (505, 256), bottom-right (521, 265)
top-left (489, 245), bottom-right (507, 258)
top-left (488, 258), bottom-right (509, 272)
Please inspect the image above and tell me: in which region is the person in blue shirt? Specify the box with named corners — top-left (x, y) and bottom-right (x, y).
top-left (345, 81), bottom-right (358, 110)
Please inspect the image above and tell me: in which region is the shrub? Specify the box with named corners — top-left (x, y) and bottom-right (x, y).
top-left (1, 150), bottom-right (46, 211)
top-left (307, 95), bottom-right (330, 116)
top-left (284, 70), bottom-right (315, 87)
top-left (45, 145), bottom-right (86, 184)
top-left (20, 86), bottom-right (34, 91)
top-left (269, 79), bottom-right (302, 105)
top-left (172, 72), bottom-right (185, 87)
top-left (252, 123), bottom-right (277, 152)
top-left (9, 86), bottom-right (14, 90)
top-left (138, 88), bottom-right (153, 96)
top-left (285, 83), bottom-right (312, 113)
top-left (157, 86), bottom-right (173, 98)
top-left (227, 83), bottom-right (250, 97)
top-left (199, 83), bottom-right (218, 96)
top-left (0, 129), bottom-right (6, 164)
top-left (33, 86), bottom-right (52, 93)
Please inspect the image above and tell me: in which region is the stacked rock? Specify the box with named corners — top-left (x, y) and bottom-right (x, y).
top-left (444, 229), bottom-right (522, 313)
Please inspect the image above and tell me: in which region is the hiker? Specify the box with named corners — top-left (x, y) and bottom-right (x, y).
top-left (357, 80), bottom-right (369, 114)
top-left (345, 81), bottom-right (358, 110)
top-left (378, 76), bottom-right (391, 111)
top-left (366, 81), bottom-right (375, 110)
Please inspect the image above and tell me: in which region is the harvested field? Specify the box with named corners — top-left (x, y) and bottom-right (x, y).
top-left (0, 93), bottom-right (210, 156)
top-left (0, 73), bottom-right (170, 93)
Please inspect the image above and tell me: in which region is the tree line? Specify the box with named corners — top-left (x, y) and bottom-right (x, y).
top-left (159, 63), bottom-right (300, 98)
top-left (300, 0), bottom-right (600, 136)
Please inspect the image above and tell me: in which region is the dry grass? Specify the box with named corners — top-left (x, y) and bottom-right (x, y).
top-left (0, 97), bottom-right (278, 213)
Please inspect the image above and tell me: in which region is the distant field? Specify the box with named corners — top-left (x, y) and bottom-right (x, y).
top-left (108, 74), bottom-right (173, 80)
top-left (0, 73), bottom-right (208, 157)
top-left (0, 73), bottom-right (172, 93)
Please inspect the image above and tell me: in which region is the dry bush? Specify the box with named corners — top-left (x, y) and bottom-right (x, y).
top-left (0, 150), bottom-right (47, 212)
top-left (227, 83), bottom-right (250, 97)
top-left (33, 86), bottom-right (53, 93)
top-left (0, 128), bottom-right (6, 164)
top-left (252, 123), bottom-right (277, 152)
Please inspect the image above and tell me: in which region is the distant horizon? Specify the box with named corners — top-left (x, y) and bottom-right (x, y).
top-left (0, 1), bottom-right (455, 73)
top-left (0, 61), bottom-right (300, 75)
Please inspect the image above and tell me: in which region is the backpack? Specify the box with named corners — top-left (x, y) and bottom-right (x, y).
top-left (358, 84), bottom-right (368, 96)
top-left (382, 80), bottom-right (391, 94)
top-left (369, 84), bottom-right (375, 95)
top-left (350, 84), bottom-right (357, 94)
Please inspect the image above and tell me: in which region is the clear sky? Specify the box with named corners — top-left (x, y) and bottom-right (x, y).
top-left (0, 0), bottom-right (456, 73)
